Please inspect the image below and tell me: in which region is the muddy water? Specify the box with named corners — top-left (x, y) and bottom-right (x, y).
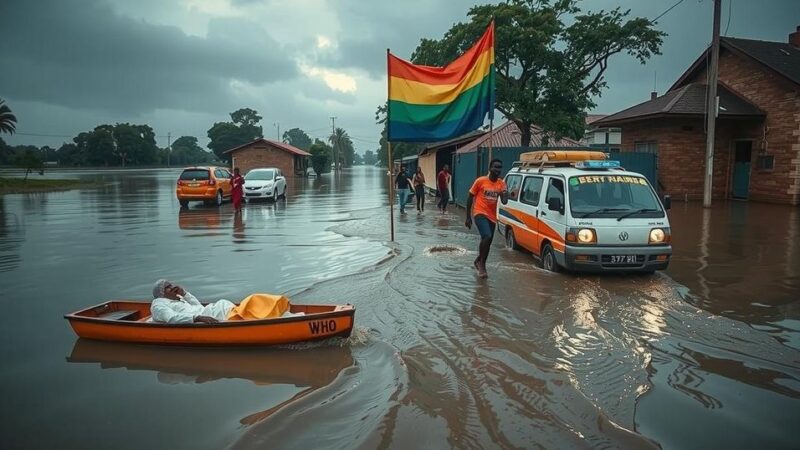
top-left (0, 167), bottom-right (798, 449)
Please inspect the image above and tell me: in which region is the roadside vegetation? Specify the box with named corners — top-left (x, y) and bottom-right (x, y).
top-left (0, 104), bottom-right (371, 172)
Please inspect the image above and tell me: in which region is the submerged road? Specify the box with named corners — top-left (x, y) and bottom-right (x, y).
top-left (0, 166), bottom-right (798, 449)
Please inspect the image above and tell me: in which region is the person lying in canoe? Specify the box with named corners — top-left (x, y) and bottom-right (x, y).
top-left (151, 279), bottom-right (301, 324)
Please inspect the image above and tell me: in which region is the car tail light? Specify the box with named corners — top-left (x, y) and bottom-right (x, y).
top-left (176, 180), bottom-right (183, 186)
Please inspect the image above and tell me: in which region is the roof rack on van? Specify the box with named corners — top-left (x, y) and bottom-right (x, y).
top-left (511, 150), bottom-right (610, 173)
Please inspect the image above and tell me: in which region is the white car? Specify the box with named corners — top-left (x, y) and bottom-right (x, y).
top-left (243, 168), bottom-right (287, 201)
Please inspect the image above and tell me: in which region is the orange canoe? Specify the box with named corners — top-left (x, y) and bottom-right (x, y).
top-left (64, 301), bottom-right (355, 346)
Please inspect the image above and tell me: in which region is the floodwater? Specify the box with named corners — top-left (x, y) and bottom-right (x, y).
top-left (0, 166), bottom-right (798, 449)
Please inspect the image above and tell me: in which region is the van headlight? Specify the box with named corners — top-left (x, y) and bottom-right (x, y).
top-left (567, 227), bottom-right (597, 244)
top-left (649, 228), bottom-right (669, 244)
top-left (577, 228), bottom-right (596, 244)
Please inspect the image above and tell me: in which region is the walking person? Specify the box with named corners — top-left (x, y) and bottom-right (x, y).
top-left (231, 167), bottom-right (245, 212)
top-left (395, 165), bottom-right (413, 214)
top-left (465, 159), bottom-right (508, 278)
top-left (437, 164), bottom-right (451, 213)
top-left (413, 167), bottom-right (426, 213)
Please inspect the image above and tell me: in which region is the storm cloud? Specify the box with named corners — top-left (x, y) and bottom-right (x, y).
top-left (1, 0), bottom-right (798, 152)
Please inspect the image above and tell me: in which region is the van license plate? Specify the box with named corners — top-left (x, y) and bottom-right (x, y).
top-left (189, 183), bottom-right (199, 187)
top-left (609, 255), bottom-right (637, 264)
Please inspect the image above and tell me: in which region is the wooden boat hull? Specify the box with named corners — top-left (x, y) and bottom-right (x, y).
top-left (65, 301), bottom-right (355, 346)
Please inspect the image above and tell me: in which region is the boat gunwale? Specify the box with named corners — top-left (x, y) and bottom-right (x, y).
top-left (64, 301), bottom-right (355, 328)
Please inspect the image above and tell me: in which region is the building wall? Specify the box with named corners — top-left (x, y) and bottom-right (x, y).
top-left (620, 118), bottom-right (761, 201)
top-left (229, 144), bottom-right (302, 177)
top-left (689, 50), bottom-right (800, 204)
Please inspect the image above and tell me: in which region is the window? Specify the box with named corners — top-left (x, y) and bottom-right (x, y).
top-left (634, 141), bottom-right (658, 154)
top-left (180, 169), bottom-right (209, 180)
top-left (756, 155), bottom-right (774, 170)
top-left (245, 170), bottom-right (275, 181)
top-left (568, 175), bottom-right (662, 218)
top-left (545, 178), bottom-right (565, 211)
top-left (520, 176), bottom-right (544, 206)
top-left (504, 174), bottom-right (523, 201)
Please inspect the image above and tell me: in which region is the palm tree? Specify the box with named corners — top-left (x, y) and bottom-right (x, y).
top-left (0, 99), bottom-right (17, 134)
top-left (329, 127), bottom-right (354, 168)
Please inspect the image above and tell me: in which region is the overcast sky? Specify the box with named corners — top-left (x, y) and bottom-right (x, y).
top-left (1, 0), bottom-right (798, 153)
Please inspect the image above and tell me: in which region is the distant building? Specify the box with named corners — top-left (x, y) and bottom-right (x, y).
top-left (581, 114), bottom-right (621, 153)
top-left (451, 120), bottom-right (587, 206)
top-left (223, 138), bottom-right (310, 177)
top-left (417, 130), bottom-right (487, 197)
top-left (595, 28), bottom-right (800, 205)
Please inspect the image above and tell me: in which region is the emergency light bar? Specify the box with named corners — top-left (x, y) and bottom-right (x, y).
top-left (574, 160), bottom-right (621, 169)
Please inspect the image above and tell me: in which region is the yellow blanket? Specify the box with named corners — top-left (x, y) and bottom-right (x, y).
top-left (226, 293), bottom-right (289, 320)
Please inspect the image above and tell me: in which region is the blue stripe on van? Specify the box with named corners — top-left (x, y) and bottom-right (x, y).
top-left (499, 208), bottom-right (523, 224)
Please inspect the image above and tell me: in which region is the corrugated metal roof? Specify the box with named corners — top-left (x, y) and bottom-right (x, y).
top-left (419, 130), bottom-right (488, 155)
top-left (455, 121), bottom-right (585, 154)
top-left (223, 138), bottom-right (311, 156)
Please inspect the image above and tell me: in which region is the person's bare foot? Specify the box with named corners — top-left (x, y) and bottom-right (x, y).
top-left (477, 262), bottom-right (488, 278)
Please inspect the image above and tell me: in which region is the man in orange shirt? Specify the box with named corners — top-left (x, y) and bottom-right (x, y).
top-left (465, 159), bottom-right (508, 278)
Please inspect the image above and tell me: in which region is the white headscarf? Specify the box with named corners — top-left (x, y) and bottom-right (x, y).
top-left (152, 279), bottom-right (170, 299)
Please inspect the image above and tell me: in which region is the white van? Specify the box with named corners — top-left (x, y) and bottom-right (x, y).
top-left (497, 151), bottom-right (672, 273)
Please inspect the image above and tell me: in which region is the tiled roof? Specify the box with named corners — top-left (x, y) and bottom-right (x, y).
top-left (671, 36), bottom-right (800, 90)
top-left (223, 138), bottom-right (311, 156)
top-left (455, 121), bottom-right (585, 154)
top-left (585, 114), bottom-right (607, 125)
top-left (724, 37), bottom-right (800, 86)
top-left (593, 82), bottom-right (764, 126)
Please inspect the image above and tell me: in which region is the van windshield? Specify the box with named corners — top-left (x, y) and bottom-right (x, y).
top-left (568, 175), bottom-right (663, 218)
top-left (245, 170), bottom-right (275, 181)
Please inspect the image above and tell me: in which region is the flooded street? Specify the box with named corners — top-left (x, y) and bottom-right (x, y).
top-left (1, 166), bottom-right (798, 449)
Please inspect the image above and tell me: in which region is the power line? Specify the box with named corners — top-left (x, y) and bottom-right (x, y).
top-left (651, 0), bottom-right (688, 23)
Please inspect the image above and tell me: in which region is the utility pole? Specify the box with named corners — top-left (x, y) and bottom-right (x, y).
top-left (330, 116), bottom-right (338, 172)
top-left (703, 0), bottom-right (721, 208)
top-left (274, 122), bottom-right (280, 141)
top-left (167, 132), bottom-right (171, 167)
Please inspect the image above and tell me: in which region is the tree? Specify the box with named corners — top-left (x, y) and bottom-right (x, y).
top-left (0, 136), bottom-right (11, 165)
top-left (207, 108), bottom-right (264, 163)
top-left (375, 104), bottom-right (423, 167)
top-left (353, 153), bottom-right (364, 165)
top-left (57, 143), bottom-right (83, 166)
top-left (329, 127), bottom-right (355, 168)
top-left (169, 136), bottom-right (215, 165)
top-left (309, 140), bottom-right (331, 177)
top-left (0, 99), bottom-right (17, 134)
top-left (231, 108), bottom-right (262, 129)
top-left (14, 149), bottom-right (43, 180)
top-left (363, 150), bottom-right (378, 166)
top-left (86, 125), bottom-right (115, 166)
top-left (282, 127), bottom-right (312, 151)
top-left (411, 0), bottom-right (664, 146)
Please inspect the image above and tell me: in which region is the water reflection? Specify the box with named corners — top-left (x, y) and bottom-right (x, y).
top-left (67, 339), bottom-right (354, 389)
top-left (0, 196), bottom-right (22, 272)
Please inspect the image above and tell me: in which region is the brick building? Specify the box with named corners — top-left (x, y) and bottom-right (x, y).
top-left (224, 139), bottom-right (310, 177)
top-left (595, 29), bottom-right (800, 205)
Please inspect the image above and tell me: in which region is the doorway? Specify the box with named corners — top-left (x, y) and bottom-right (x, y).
top-left (732, 141), bottom-right (752, 199)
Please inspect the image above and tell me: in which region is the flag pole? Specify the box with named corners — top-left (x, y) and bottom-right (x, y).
top-left (488, 119), bottom-right (493, 163)
top-left (387, 48), bottom-right (395, 242)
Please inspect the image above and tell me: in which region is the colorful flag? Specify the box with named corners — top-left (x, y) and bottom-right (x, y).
top-left (387, 22), bottom-right (495, 142)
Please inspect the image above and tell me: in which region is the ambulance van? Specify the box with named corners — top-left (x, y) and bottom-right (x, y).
top-left (497, 151), bottom-right (672, 273)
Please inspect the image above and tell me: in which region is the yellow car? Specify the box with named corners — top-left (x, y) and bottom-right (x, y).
top-left (176, 166), bottom-right (233, 207)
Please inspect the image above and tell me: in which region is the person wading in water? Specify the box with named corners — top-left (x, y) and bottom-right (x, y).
top-left (465, 159), bottom-right (508, 278)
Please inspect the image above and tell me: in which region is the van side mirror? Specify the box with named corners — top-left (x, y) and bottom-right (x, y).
top-left (547, 197), bottom-right (563, 214)
top-left (663, 195), bottom-right (672, 210)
